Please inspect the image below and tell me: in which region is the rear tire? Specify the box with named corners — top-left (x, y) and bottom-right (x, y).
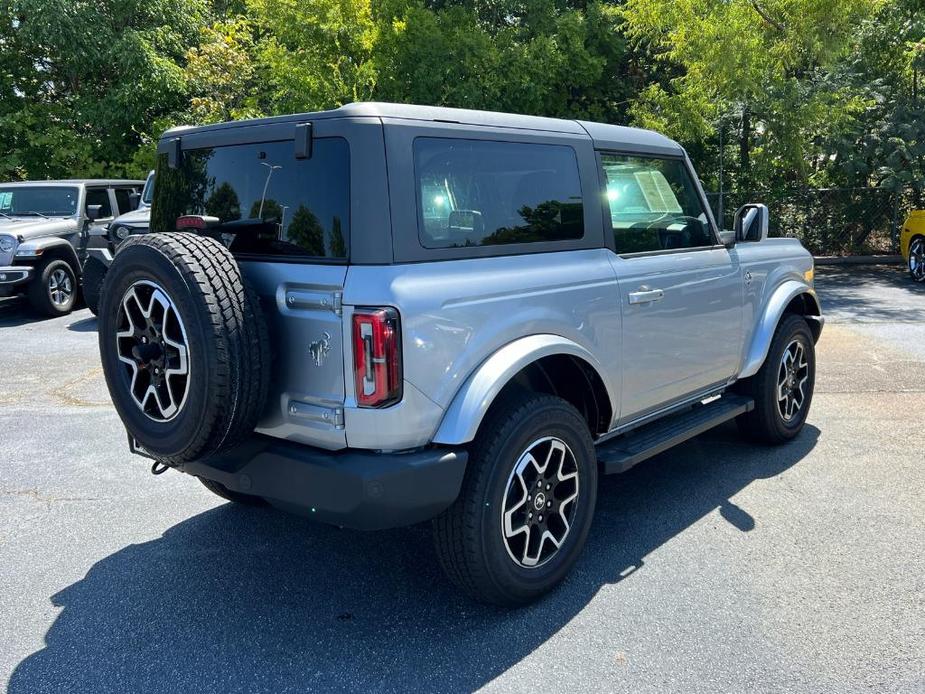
top-left (735, 314), bottom-right (815, 444)
top-left (98, 233), bottom-right (271, 465)
top-left (198, 477), bottom-right (267, 506)
top-left (28, 259), bottom-right (77, 317)
top-left (433, 392), bottom-right (597, 606)
top-left (81, 255), bottom-right (107, 316)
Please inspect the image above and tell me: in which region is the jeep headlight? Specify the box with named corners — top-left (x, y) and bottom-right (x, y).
top-left (112, 224), bottom-right (131, 241)
top-left (0, 235), bottom-right (15, 253)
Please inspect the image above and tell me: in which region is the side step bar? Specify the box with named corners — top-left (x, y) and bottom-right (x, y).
top-left (597, 394), bottom-right (755, 474)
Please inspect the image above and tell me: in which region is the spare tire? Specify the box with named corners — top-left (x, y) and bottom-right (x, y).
top-left (81, 255), bottom-right (107, 316)
top-left (98, 233), bottom-right (270, 465)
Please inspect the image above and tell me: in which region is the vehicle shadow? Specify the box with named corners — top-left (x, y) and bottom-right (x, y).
top-left (0, 299), bottom-right (94, 329)
top-left (9, 423), bottom-right (819, 693)
top-left (66, 316), bottom-right (98, 332)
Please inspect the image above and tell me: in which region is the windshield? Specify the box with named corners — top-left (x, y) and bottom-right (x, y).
top-left (0, 186), bottom-right (79, 217)
top-left (141, 172), bottom-right (155, 206)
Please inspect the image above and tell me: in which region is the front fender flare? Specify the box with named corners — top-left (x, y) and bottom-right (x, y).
top-left (432, 334), bottom-right (616, 445)
top-left (17, 237), bottom-right (81, 272)
top-left (739, 281), bottom-right (823, 379)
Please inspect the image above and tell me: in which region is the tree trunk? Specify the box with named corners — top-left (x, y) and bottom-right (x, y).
top-left (739, 105), bottom-right (751, 188)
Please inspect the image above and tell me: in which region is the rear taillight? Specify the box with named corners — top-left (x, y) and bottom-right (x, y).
top-left (175, 215), bottom-right (219, 230)
top-left (352, 307), bottom-right (402, 408)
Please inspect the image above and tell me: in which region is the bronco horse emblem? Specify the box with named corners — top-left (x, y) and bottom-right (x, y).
top-left (309, 331), bottom-right (332, 367)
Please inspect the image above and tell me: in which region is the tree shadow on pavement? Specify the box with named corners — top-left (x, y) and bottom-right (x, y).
top-left (815, 265), bottom-right (925, 323)
top-left (9, 422), bottom-right (819, 694)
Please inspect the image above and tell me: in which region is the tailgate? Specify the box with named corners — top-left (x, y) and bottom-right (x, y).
top-left (241, 260), bottom-right (348, 450)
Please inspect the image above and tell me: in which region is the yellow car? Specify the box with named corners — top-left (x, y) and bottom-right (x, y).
top-left (901, 211), bottom-right (925, 282)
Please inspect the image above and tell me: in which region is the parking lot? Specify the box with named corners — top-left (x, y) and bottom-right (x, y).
top-left (0, 265), bottom-right (922, 693)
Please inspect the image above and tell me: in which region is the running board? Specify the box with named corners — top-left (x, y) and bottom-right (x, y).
top-left (597, 394), bottom-right (754, 474)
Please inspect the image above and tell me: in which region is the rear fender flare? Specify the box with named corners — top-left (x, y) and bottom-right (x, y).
top-left (432, 334), bottom-right (616, 445)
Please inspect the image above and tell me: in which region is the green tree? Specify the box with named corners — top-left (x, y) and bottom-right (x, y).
top-left (246, 0), bottom-right (378, 112)
top-left (0, 0), bottom-right (208, 180)
top-left (286, 204), bottom-right (325, 255)
top-left (622, 0), bottom-right (878, 189)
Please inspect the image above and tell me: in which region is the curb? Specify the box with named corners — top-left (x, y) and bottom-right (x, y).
top-left (813, 255), bottom-right (903, 266)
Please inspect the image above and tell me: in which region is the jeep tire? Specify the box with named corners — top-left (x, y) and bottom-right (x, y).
top-left (81, 255), bottom-right (107, 316)
top-left (735, 314), bottom-right (816, 444)
top-left (28, 258), bottom-right (77, 317)
top-left (98, 233), bottom-right (270, 465)
top-left (433, 392), bottom-right (598, 606)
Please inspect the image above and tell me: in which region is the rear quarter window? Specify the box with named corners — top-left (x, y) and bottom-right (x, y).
top-left (413, 138), bottom-right (584, 249)
top-left (152, 138), bottom-right (350, 260)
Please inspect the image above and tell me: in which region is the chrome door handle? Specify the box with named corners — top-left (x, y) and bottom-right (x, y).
top-left (627, 287), bottom-right (665, 305)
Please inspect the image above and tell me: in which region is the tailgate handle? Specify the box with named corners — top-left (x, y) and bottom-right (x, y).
top-left (628, 287), bottom-right (665, 305)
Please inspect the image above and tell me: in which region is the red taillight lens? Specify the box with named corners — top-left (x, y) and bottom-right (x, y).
top-left (175, 215), bottom-right (219, 230)
top-left (352, 307), bottom-right (402, 408)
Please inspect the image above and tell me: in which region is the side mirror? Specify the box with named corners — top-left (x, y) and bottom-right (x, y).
top-left (734, 203), bottom-right (769, 242)
top-left (128, 192), bottom-right (141, 211)
top-left (85, 204), bottom-right (103, 222)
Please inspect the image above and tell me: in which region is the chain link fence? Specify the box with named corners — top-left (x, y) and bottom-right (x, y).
top-left (705, 187), bottom-right (913, 256)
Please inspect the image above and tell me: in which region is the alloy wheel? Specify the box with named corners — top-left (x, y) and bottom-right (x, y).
top-left (910, 238), bottom-right (925, 282)
top-left (48, 268), bottom-right (73, 306)
top-left (500, 436), bottom-right (580, 568)
top-left (777, 339), bottom-right (809, 422)
top-left (115, 280), bottom-right (191, 421)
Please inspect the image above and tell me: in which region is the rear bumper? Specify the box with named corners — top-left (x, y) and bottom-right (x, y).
top-left (175, 435), bottom-right (468, 530)
top-left (0, 266), bottom-right (32, 287)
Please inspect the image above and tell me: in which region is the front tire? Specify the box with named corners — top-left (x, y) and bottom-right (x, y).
top-left (433, 392), bottom-right (598, 606)
top-left (81, 255), bottom-right (107, 316)
top-left (908, 237), bottom-right (925, 283)
top-left (736, 314), bottom-right (816, 444)
top-left (28, 259), bottom-right (77, 317)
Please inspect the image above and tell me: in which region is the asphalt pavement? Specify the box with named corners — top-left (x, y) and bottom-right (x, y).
top-left (0, 265), bottom-right (922, 693)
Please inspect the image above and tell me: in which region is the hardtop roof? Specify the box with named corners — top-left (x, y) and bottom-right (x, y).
top-left (161, 102), bottom-right (685, 155)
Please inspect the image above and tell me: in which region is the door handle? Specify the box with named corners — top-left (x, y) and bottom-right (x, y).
top-left (627, 287), bottom-right (665, 305)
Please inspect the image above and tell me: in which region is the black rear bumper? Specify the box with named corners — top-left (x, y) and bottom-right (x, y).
top-left (175, 435), bottom-right (468, 530)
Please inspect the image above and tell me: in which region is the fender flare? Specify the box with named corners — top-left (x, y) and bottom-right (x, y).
top-left (18, 237), bottom-right (82, 274)
top-left (85, 247), bottom-right (115, 268)
top-left (431, 334), bottom-right (616, 445)
top-left (739, 280), bottom-right (823, 379)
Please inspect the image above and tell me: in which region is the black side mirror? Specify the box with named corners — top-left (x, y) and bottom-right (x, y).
top-left (86, 204), bottom-right (103, 222)
top-left (734, 203), bottom-right (769, 242)
top-left (128, 192), bottom-right (141, 211)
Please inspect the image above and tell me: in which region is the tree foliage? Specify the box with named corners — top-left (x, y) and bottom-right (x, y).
top-left (0, 0), bottom-right (921, 204)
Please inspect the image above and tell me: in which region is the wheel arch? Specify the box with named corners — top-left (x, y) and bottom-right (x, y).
top-left (739, 280), bottom-right (823, 379)
top-left (431, 334), bottom-right (616, 445)
top-left (27, 239), bottom-right (82, 277)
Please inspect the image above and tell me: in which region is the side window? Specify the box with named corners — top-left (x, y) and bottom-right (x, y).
top-left (85, 188), bottom-right (113, 218)
top-left (414, 138), bottom-right (584, 248)
top-left (113, 188), bottom-right (137, 215)
top-left (600, 154), bottom-right (714, 254)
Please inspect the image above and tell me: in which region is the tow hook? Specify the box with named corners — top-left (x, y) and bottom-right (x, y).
top-left (151, 461), bottom-right (171, 475)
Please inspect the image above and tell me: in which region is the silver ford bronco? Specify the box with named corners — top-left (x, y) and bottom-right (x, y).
top-left (97, 103), bottom-right (822, 605)
top-left (0, 179), bottom-right (144, 316)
